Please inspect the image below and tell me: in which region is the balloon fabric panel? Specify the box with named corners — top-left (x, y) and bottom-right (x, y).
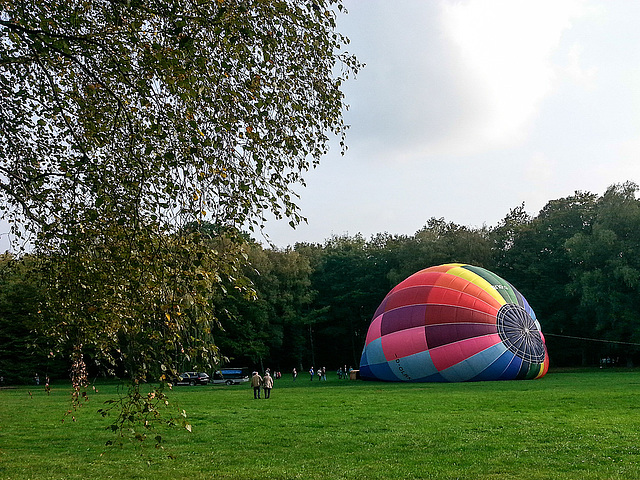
top-left (499, 356), bottom-right (524, 380)
top-left (381, 326), bottom-right (428, 361)
top-left (470, 347), bottom-right (514, 381)
top-left (362, 337), bottom-right (386, 365)
top-left (379, 284), bottom-right (431, 314)
top-left (391, 349), bottom-right (440, 381)
top-left (438, 340), bottom-right (506, 382)
top-left (433, 274), bottom-right (504, 309)
top-left (526, 363), bottom-right (542, 380)
top-left (463, 265), bottom-right (519, 304)
top-left (365, 314), bottom-right (383, 345)
top-left (439, 358), bottom-right (478, 382)
top-left (364, 360), bottom-right (396, 382)
top-left (539, 356), bottom-right (550, 377)
top-left (424, 304), bottom-right (496, 327)
top-left (380, 305), bottom-right (428, 336)
top-left (424, 285), bottom-right (501, 314)
top-left (444, 266), bottom-right (506, 306)
top-left (425, 323), bottom-right (497, 349)
top-left (429, 334), bottom-right (502, 372)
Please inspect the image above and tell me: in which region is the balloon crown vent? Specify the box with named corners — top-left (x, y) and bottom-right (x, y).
top-left (497, 304), bottom-right (546, 363)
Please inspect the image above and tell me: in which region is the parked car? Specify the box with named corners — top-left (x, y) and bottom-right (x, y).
top-left (212, 369), bottom-right (249, 386)
top-left (175, 372), bottom-right (210, 386)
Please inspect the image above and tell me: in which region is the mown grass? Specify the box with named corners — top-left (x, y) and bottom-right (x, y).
top-left (2, 369), bottom-right (640, 479)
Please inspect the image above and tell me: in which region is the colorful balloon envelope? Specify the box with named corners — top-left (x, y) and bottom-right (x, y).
top-left (359, 264), bottom-right (549, 382)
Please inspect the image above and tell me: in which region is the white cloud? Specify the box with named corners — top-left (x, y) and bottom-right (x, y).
top-left (339, 0), bottom-right (591, 164)
top-left (433, 0), bottom-right (588, 154)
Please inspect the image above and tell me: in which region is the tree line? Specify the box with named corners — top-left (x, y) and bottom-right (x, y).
top-left (3, 182), bottom-right (640, 384)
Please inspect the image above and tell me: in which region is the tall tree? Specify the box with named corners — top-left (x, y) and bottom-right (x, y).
top-left (0, 254), bottom-right (67, 384)
top-left (215, 243), bottom-right (314, 371)
top-left (1, 0), bottom-right (358, 441)
top-left (565, 182), bottom-right (640, 365)
top-left (303, 235), bottom-right (393, 368)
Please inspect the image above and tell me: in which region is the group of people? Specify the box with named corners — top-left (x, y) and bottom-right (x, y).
top-left (337, 366), bottom-right (353, 380)
top-left (306, 365), bottom-right (354, 380)
top-left (251, 365), bottom-right (356, 398)
top-left (250, 369), bottom-right (274, 399)
top-left (308, 366), bottom-right (327, 381)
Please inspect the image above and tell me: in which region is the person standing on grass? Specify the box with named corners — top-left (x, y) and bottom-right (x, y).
top-left (251, 371), bottom-right (263, 399)
top-left (309, 366), bottom-right (314, 381)
top-left (263, 371), bottom-right (273, 399)
top-left (292, 368), bottom-right (297, 381)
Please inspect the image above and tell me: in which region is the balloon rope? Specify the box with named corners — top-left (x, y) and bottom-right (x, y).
top-left (545, 333), bottom-right (640, 347)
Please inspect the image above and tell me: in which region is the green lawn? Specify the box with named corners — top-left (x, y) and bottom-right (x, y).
top-left (1, 369), bottom-right (640, 479)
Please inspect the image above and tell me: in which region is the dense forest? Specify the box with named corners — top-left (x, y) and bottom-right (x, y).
top-left (2, 182), bottom-right (640, 384)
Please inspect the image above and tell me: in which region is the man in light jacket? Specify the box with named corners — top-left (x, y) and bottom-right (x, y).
top-left (251, 371), bottom-right (263, 399)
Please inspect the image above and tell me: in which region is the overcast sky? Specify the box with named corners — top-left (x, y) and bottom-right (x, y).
top-left (260, 0), bottom-right (640, 248)
top-left (3, 1), bottom-right (640, 252)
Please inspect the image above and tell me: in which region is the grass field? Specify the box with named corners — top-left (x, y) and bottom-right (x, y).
top-left (1, 369), bottom-right (640, 479)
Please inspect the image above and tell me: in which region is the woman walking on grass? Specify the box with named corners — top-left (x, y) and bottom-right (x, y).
top-left (263, 372), bottom-right (273, 399)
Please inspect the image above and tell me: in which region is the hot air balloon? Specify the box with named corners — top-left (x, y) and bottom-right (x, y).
top-left (359, 264), bottom-right (548, 382)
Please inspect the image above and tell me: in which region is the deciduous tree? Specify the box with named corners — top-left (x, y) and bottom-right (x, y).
top-left (1, 0), bottom-right (358, 443)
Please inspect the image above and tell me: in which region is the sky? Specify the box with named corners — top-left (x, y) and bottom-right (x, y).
top-left (3, 1), bottom-right (640, 252)
top-left (260, 0), bottom-right (640, 248)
